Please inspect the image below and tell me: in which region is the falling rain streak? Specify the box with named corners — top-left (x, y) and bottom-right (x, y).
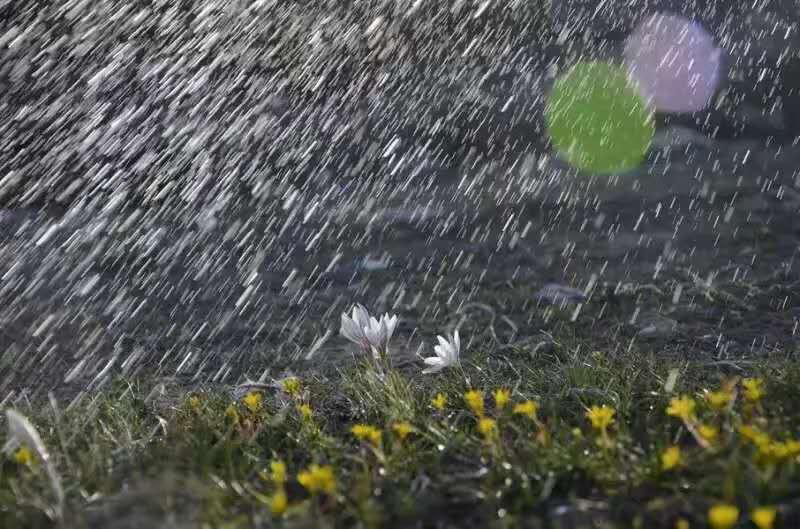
top-left (0, 0), bottom-right (798, 411)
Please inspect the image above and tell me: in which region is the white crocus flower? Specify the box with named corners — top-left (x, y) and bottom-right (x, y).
top-left (365, 314), bottom-right (398, 356)
top-left (340, 305), bottom-right (399, 361)
top-left (422, 330), bottom-right (461, 374)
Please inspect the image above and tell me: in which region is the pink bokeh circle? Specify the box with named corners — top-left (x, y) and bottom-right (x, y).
top-left (624, 12), bottom-right (723, 113)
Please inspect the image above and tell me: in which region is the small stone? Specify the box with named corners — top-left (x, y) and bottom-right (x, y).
top-left (536, 283), bottom-right (587, 305)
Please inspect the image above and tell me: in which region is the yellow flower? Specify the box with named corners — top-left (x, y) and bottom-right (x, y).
top-left (708, 504), bottom-right (739, 529)
top-left (738, 424), bottom-right (770, 447)
top-left (674, 518), bottom-right (690, 529)
top-left (493, 389), bottom-right (511, 410)
top-left (297, 464), bottom-right (336, 495)
top-left (243, 391), bottom-right (263, 413)
top-left (13, 445), bottom-right (33, 466)
top-left (786, 439), bottom-right (800, 458)
top-left (667, 395), bottom-right (696, 422)
top-left (464, 390), bottom-right (484, 417)
top-left (187, 395), bottom-right (201, 410)
top-left (477, 417), bottom-right (498, 439)
top-left (281, 377), bottom-right (302, 398)
top-left (270, 460), bottom-right (287, 485)
top-left (297, 403), bottom-right (313, 421)
top-left (740, 425), bottom-right (775, 462)
top-left (751, 506), bottom-right (777, 529)
top-left (225, 405), bottom-right (240, 424)
top-left (743, 378), bottom-right (765, 402)
top-left (391, 421), bottom-right (414, 441)
top-left (432, 393), bottom-right (447, 411)
top-left (368, 429), bottom-right (382, 446)
top-left (351, 424), bottom-right (372, 440)
top-left (706, 389), bottom-right (733, 410)
top-left (513, 400), bottom-right (539, 420)
top-left (738, 424), bottom-right (759, 442)
top-left (661, 445), bottom-right (682, 471)
top-left (759, 440), bottom-right (796, 463)
top-left (270, 488), bottom-right (288, 516)
top-left (351, 424), bottom-right (382, 447)
top-left (585, 405), bottom-right (615, 431)
top-left (698, 424), bottom-right (720, 445)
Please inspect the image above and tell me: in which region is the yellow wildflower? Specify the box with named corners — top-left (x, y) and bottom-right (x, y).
top-left (270, 460), bottom-right (287, 485)
top-left (368, 429), bottom-right (382, 446)
top-left (225, 405), bottom-right (240, 424)
top-left (477, 417), bottom-right (498, 440)
top-left (786, 439), bottom-right (800, 458)
top-left (667, 395), bottom-right (696, 422)
top-left (493, 389), bottom-right (511, 410)
top-left (391, 421), bottom-right (414, 441)
top-left (464, 390), bottom-right (484, 417)
top-left (351, 424), bottom-right (372, 440)
top-left (759, 440), bottom-right (796, 463)
top-left (13, 445), bottom-right (33, 466)
top-left (751, 506), bottom-right (777, 529)
top-left (706, 389), bottom-right (733, 410)
top-left (585, 405), bottom-right (615, 431)
top-left (270, 488), bottom-right (288, 516)
top-left (281, 377), bottom-right (302, 398)
top-left (738, 424), bottom-right (759, 442)
top-left (740, 424), bottom-right (774, 461)
top-left (661, 445), bottom-right (682, 471)
top-left (513, 400), bottom-right (539, 420)
top-left (742, 378), bottom-right (765, 402)
top-left (187, 395), bottom-right (201, 410)
top-left (351, 424), bottom-right (382, 447)
top-left (297, 464), bottom-right (336, 495)
top-left (432, 393), bottom-right (447, 411)
top-left (297, 403), bottom-right (313, 421)
top-left (708, 504), bottom-right (739, 529)
top-left (753, 433), bottom-right (772, 450)
top-left (243, 391), bottom-right (263, 413)
top-left (698, 424), bottom-right (720, 445)
top-left (738, 424), bottom-right (770, 447)
top-left (674, 518), bottom-right (690, 529)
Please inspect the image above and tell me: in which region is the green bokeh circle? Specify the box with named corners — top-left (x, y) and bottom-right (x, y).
top-left (545, 61), bottom-right (655, 174)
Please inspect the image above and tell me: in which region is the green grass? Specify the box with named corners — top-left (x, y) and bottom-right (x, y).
top-left (2, 330), bottom-right (800, 529)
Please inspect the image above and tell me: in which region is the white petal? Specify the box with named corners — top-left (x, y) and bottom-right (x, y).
top-left (353, 304), bottom-right (371, 326)
top-left (340, 315), bottom-right (363, 344)
top-left (422, 359), bottom-right (445, 374)
top-left (364, 325), bottom-right (381, 346)
top-left (383, 314), bottom-right (398, 339)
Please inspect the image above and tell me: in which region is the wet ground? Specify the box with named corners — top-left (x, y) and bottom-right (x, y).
top-left (2, 129), bottom-right (799, 405)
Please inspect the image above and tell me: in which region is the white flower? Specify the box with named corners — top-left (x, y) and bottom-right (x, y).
top-left (340, 304), bottom-right (372, 348)
top-left (340, 304), bottom-right (398, 359)
top-left (422, 330), bottom-right (461, 374)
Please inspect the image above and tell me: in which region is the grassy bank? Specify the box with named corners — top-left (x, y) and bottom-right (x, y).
top-left (2, 326), bottom-right (799, 529)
